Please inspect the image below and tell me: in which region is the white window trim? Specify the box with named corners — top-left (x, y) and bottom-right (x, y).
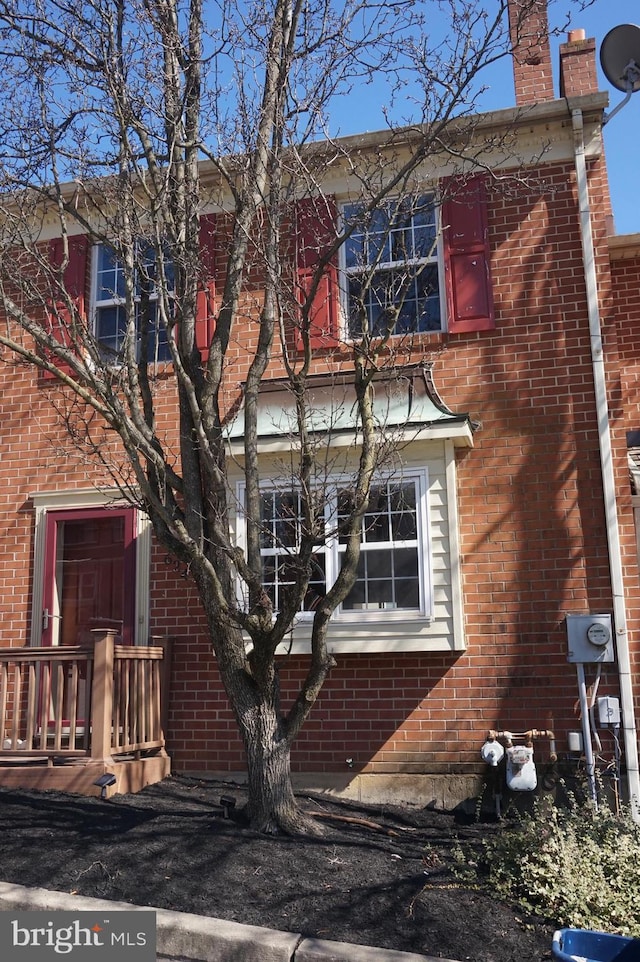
top-left (236, 467), bottom-right (433, 626)
top-left (30, 488), bottom-right (151, 647)
top-left (339, 193), bottom-right (447, 337)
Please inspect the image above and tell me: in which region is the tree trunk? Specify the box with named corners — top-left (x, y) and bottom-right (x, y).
top-left (241, 699), bottom-right (319, 835)
top-left (209, 621), bottom-right (320, 834)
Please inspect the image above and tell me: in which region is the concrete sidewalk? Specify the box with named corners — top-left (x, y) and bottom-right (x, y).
top-left (0, 880), bottom-right (459, 962)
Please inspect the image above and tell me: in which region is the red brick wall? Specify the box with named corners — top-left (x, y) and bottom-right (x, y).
top-left (508, 0), bottom-right (554, 106)
top-left (612, 252), bottom-right (640, 425)
top-left (559, 37), bottom-right (598, 98)
top-left (154, 156), bottom-right (636, 779)
top-left (0, 147), bottom-right (635, 784)
top-left (611, 245), bottom-right (640, 680)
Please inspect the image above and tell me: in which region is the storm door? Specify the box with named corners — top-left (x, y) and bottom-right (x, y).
top-left (41, 507), bottom-right (137, 647)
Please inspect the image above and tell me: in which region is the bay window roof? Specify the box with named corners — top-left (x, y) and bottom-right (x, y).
top-left (224, 364), bottom-right (477, 451)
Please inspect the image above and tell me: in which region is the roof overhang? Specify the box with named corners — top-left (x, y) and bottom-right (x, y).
top-left (225, 365), bottom-right (477, 455)
top-left (609, 233), bottom-right (640, 262)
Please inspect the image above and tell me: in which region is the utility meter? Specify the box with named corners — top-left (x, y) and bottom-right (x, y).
top-left (566, 613), bottom-right (614, 664)
top-left (480, 738), bottom-right (505, 767)
top-left (586, 622), bottom-right (610, 647)
top-left (506, 745), bottom-right (537, 792)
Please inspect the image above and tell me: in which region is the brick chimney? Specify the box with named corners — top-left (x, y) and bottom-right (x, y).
top-left (508, 0), bottom-right (554, 105)
top-left (559, 29), bottom-right (599, 98)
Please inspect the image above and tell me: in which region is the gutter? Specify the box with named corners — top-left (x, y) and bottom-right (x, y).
top-left (571, 106), bottom-right (640, 820)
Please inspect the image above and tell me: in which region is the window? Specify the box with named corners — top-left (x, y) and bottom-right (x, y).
top-left (337, 480), bottom-right (422, 612)
top-left (245, 470), bottom-right (431, 620)
top-left (343, 194), bottom-right (442, 336)
top-left (93, 244), bottom-right (174, 362)
top-left (259, 490), bottom-right (327, 613)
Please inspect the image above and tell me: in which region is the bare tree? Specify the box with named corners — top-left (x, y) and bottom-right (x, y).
top-left (0, 0), bottom-right (586, 832)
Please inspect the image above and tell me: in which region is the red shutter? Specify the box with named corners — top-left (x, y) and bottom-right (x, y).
top-left (196, 213), bottom-right (216, 360)
top-left (295, 196), bottom-right (339, 350)
top-left (441, 176), bottom-right (495, 334)
top-left (43, 234), bottom-right (89, 379)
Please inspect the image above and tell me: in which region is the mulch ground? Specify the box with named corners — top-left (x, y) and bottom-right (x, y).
top-left (0, 775), bottom-right (555, 961)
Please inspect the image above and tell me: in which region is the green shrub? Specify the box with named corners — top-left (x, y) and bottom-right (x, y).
top-left (479, 792), bottom-right (640, 935)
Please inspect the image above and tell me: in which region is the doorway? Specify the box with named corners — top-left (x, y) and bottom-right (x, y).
top-left (41, 507), bottom-right (137, 647)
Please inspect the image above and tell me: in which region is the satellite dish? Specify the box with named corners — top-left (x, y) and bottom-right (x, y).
top-left (600, 23), bottom-right (640, 93)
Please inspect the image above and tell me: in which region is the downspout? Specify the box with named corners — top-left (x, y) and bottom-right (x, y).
top-left (571, 106), bottom-right (640, 821)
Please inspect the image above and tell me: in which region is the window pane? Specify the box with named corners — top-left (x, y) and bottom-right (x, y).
top-left (345, 232), bottom-right (364, 270)
top-left (137, 303), bottom-right (172, 362)
top-left (362, 506), bottom-right (390, 543)
top-left (260, 492), bottom-right (276, 548)
top-left (394, 547), bottom-right (419, 580)
top-left (408, 197), bottom-right (437, 259)
top-left (260, 491), bottom-right (300, 549)
top-left (342, 547), bottom-right (420, 611)
top-left (96, 305), bottom-right (127, 357)
top-left (260, 552), bottom-right (327, 612)
top-left (362, 485), bottom-right (391, 543)
top-left (343, 553), bottom-right (396, 610)
top-left (368, 272), bottom-right (402, 335)
top-left (351, 267), bottom-right (441, 336)
top-left (96, 303), bottom-right (171, 362)
top-left (305, 555), bottom-right (327, 611)
top-left (390, 485), bottom-right (418, 540)
top-left (389, 484), bottom-right (416, 511)
top-left (365, 553), bottom-right (392, 579)
top-left (391, 506), bottom-right (417, 541)
top-left (274, 492), bottom-right (299, 548)
top-left (262, 557), bottom-right (276, 608)
top-left (96, 245), bottom-right (125, 301)
top-left (135, 244), bottom-right (175, 296)
top-left (395, 547), bottom-right (420, 608)
top-left (343, 579), bottom-right (366, 609)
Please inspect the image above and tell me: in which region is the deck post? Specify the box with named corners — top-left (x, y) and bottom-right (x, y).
top-left (89, 628), bottom-right (117, 764)
top-left (153, 636), bottom-right (173, 748)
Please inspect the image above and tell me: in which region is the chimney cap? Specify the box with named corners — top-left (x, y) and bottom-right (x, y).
top-left (567, 29), bottom-right (586, 44)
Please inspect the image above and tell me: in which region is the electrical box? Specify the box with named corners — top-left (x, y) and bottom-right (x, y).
top-left (566, 614), bottom-right (614, 664)
top-left (567, 731), bottom-right (583, 753)
top-left (597, 695), bottom-right (621, 726)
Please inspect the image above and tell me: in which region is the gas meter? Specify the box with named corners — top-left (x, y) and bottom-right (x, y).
top-left (505, 745), bottom-right (537, 792)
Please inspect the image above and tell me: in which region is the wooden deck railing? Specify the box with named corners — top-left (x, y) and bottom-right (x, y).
top-left (0, 629), bottom-right (171, 766)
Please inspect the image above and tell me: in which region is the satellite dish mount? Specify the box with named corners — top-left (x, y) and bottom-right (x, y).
top-left (600, 24), bottom-right (640, 124)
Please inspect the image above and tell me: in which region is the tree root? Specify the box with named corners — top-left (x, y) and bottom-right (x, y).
top-left (304, 809), bottom-right (399, 835)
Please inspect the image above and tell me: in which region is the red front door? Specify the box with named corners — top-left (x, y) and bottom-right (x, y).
top-left (41, 507), bottom-right (137, 646)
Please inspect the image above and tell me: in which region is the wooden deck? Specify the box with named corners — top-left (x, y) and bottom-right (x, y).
top-left (0, 629), bottom-right (171, 798)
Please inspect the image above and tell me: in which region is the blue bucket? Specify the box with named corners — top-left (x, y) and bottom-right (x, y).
top-left (553, 929), bottom-right (640, 962)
